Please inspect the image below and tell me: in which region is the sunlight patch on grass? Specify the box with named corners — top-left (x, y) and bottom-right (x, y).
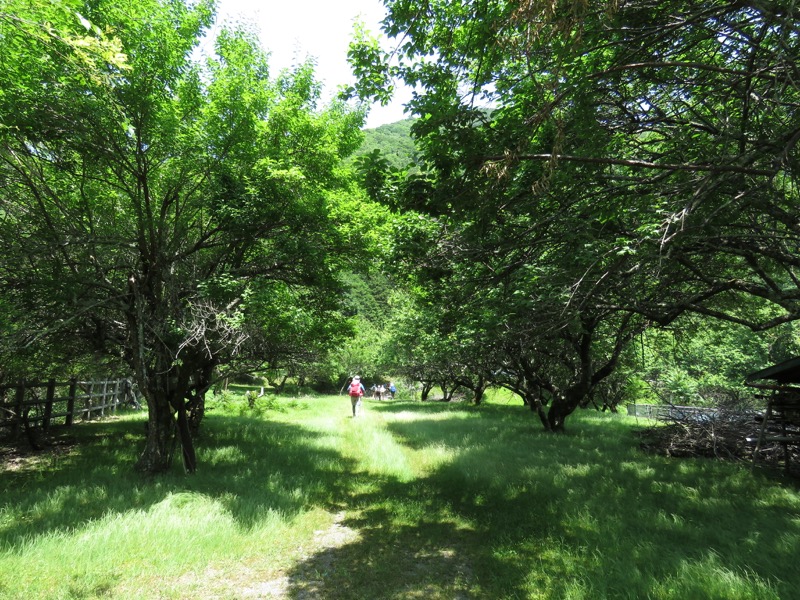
top-left (652, 552), bottom-right (781, 600)
top-left (2, 493), bottom-right (234, 596)
top-left (559, 463), bottom-right (593, 477)
top-left (0, 487), bottom-right (314, 599)
top-left (754, 483), bottom-right (800, 509)
top-left (563, 507), bottom-right (601, 537)
top-left (1, 484), bottom-right (111, 550)
top-left (618, 460), bottom-right (657, 479)
top-left (391, 410), bottom-right (425, 421)
top-left (515, 536), bottom-right (602, 599)
top-left (305, 406), bottom-right (475, 481)
top-left (413, 442), bottom-right (458, 474)
top-left (388, 409), bottom-right (474, 423)
top-left (343, 421), bottom-right (416, 481)
top-left (205, 444), bottom-right (246, 465)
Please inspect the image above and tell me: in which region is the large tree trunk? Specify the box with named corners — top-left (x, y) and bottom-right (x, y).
top-left (473, 385), bottom-right (485, 405)
top-left (526, 391), bottom-right (551, 430)
top-left (457, 375), bottom-right (488, 405)
top-left (134, 377), bottom-right (199, 474)
top-left (420, 380), bottom-right (434, 401)
top-left (174, 393), bottom-right (197, 473)
top-left (135, 389), bottom-right (177, 473)
top-left (547, 390), bottom-right (584, 431)
top-left (126, 278), bottom-right (205, 473)
top-left (132, 355), bottom-right (203, 474)
top-left (440, 382), bottom-right (459, 401)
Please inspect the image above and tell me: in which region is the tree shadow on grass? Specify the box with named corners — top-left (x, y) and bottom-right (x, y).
top-left (279, 476), bottom-right (483, 599)
top-left (370, 398), bottom-right (491, 415)
top-left (0, 413), bottom-right (363, 550)
top-left (281, 408), bottom-right (800, 599)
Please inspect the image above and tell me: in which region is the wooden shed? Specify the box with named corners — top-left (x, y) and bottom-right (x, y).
top-left (745, 357), bottom-right (800, 471)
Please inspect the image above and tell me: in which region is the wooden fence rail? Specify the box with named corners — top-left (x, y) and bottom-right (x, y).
top-left (0, 378), bottom-right (140, 437)
top-left (626, 403), bottom-right (718, 421)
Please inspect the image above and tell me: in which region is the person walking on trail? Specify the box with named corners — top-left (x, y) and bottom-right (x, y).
top-left (348, 376), bottom-right (365, 417)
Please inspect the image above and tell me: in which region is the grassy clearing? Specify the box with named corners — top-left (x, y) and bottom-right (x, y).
top-left (1, 394), bottom-right (799, 599)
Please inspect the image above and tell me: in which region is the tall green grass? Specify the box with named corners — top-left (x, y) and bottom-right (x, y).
top-left (1, 394), bottom-right (798, 599)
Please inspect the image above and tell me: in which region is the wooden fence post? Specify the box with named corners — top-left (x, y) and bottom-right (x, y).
top-left (99, 380), bottom-right (106, 417)
top-left (66, 378), bottom-right (77, 426)
top-left (84, 381), bottom-right (92, 421)
top-left (12, 382), bottom-right (25, 437)
top-left (0, 384), bottom-right (6, 427)
top-left (115, 379), bottom-right (123, 414)
top-left (42, 379), bottom-right (56, 434)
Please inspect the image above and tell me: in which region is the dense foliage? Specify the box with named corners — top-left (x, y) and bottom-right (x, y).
top-left (0, 0), bottom-right (365, 472)
top-left (347, 0), bottom-right (800, 428)
top-left (350, 118), bottom-right (418, 170)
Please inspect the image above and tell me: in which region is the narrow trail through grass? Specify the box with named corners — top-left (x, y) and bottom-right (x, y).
top-left (2, 394), bottom-right (799, 599)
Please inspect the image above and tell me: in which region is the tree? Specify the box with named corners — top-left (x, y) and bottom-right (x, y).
top-left (0, 0), bottom-right (364, 472)
top-left (348, 1), bottom-right (800, 428)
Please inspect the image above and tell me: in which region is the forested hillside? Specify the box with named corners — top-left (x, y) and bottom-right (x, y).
top-left (351, 118), bottom-right (418, 169)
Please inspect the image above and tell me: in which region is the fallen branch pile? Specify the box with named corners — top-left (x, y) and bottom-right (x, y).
top-left (636, 407), bottom-right (800, 477)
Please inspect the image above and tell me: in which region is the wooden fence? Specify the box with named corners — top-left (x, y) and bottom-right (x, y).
top-left (626, 403), bottom-right (718, 421)
top-left (0, 378), bottom-right (140, 437)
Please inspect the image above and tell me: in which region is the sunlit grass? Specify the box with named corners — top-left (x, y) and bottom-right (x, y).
top-left (1, 394), bottom-right (799, 599)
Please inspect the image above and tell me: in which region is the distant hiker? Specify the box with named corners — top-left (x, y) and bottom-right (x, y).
top-left (348, 376), bottom-right (365, 417)
top-left (389, 382), bottom-right (396, 399)
top-left (377, 383), bottom-right (386, 401)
